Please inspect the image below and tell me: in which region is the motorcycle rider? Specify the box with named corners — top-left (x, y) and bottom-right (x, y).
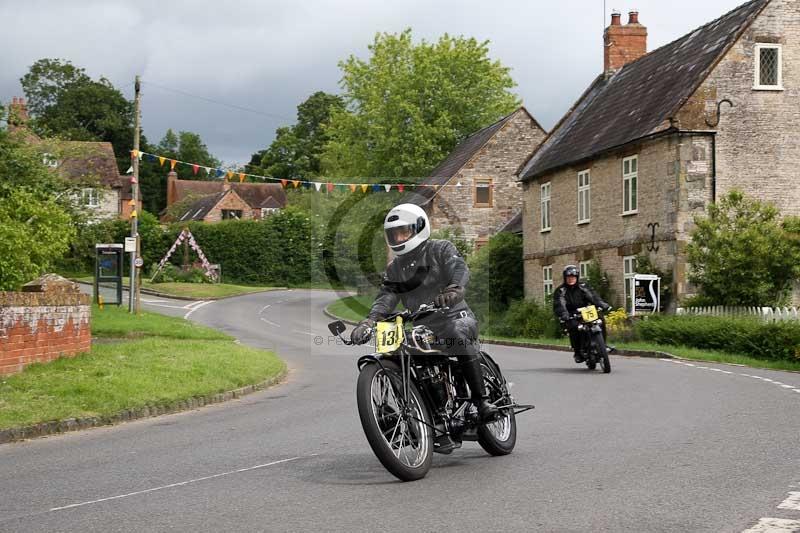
top-left (553, 265), bottom-right (611, 363)
top-left (350, 203), bottom-right (499, 451)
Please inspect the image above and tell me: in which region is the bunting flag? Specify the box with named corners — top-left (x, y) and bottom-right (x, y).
top-left (398, 184), bottom-right (405, 192)
top-left (130, 176), bottom-right (138, 184)
top-left (292, 180), bottom-right (300, 188)
top-left (158, 156), bottom-right (166, 166)
top-left (170, 159), bottom-right (177, 170)
top-left (384, 184), bottom-right (392, 192)
top-left (216, 169), bottom-right (224, 178)
top-left (360, 184), bottom-right (368, 193)
top-left (130, 209), bottom-right (137, 218)
top-left (314, 182), bottom-right (322, 191)
top-left (145, 153), bottom-right (156, 162)
top-left (131, 149), bottom-right (139, 159)
top-left (349, 184), bottom-right (357, 192)
top-left (192, 164), bottom-right (199, 175)
top-left (280, 179), bottom-right (288, 188)
top-left (372, 184), bottom-right (381, 192)
top-left (125, 166), bottom-right (133, 174)
top-left (205, 167), bottom-right (213, 176)
top-left (239, 173), bottom-right (246, 183)
top-left (226, 170), bottom-right (234, 180)
top-left (327, 182), bottom-right (334, 193)
top-left (128, 199), bottom-right (136, 206)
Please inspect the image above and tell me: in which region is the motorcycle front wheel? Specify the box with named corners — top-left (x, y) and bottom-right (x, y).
top-left (477, 356), bottom-right (517, 456)
top-left (595, 332), bottom-right (611, 374)
top-left (356, 360), bottom-right (433, 481)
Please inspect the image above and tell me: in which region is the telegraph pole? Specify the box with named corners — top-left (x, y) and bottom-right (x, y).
top-left (129, 75), bottom-right (141, 313)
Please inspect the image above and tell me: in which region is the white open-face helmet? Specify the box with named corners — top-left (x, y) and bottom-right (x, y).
top-left (384, 203), bottom-right (430, 256)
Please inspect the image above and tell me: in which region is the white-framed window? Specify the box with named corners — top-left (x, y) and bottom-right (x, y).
top-left (81, 188), bottom-right (99, 208)
top-left (577, 169), bottom-right (591, 223)
top-left (474, 178), bottom-right (493, 207)
top-left (622, 155), bottom-right (638, 215)
top-left (540, 182), bottom-right (551, 232)
top-left (42, 153), bottom-right (58, 168)
top-left (623, 255), bottom-right (636, 312)
top-left (543, 265), bottom-right (553, 298)
top-left (261, 207), bottom-right (279, 218)
top-left (579, 260), bottom-right (591, 280)
top-left (754, 43), bottom-right (783, 90)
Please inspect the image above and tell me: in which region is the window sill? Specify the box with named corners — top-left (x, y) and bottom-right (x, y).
top-left (473, 204), bottom-right (493, 209)
top-left (577, 220), bottom-right (591, 226)
top-left (753, 85), bottom-right (784, 91)
top-left (621, 211), bottom-right (638, 217)
top-left (540, 228), bottom-right (552, 234)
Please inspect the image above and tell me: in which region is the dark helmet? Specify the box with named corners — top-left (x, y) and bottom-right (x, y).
top-left (563, 265), bottom-right (579, 283)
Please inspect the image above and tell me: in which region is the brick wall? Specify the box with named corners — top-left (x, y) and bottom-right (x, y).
top-left (0, 275), bottom-right (91, 376)
top-left (429, 109), bottom-right (545, 243)
top-left (203, 189), bottom-right (253, 223)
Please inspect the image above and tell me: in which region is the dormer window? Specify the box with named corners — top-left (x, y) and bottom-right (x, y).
top-left (754, 44), bottom-right (782, 90)
top-left (42, 153), bottom-right (58, 168)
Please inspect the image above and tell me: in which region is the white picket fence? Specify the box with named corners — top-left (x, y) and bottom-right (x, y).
top-left (676, 306), bottom-right (800, 322)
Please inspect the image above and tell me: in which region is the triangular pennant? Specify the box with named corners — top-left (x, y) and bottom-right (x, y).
top-left (303, 181), bottom-right (312, 190)
top-left (372, 184), bottom-right (381, 192)
top-left (131, 149), bottom-right (139, 158)
top-left (281, 179), bottom-right (288, 188)
top-left (205, 167), bottom-right (212, 176)
top-left (192, 164), bottom-right (199, 175)
top-left (292, 180), bottom-right (300, 188)
top-left (398, 184), bottom-right (405, 192)
top-left (145, 153), bottom-right (156, 162)
top-left (384, 184), bottom-right (392, 192)
top-left (226, 170), bottom-right (234, 180)
top-left (239, 173), bottom-right (246, 183)
top-left (314, 182), bottom-right (322, 191)
top-left (170, 159), bottom-right (177, 170)
top-left (349, 184), bottom-right (357, 192)
top-left (128, 199), bottom-right (136, 206)
top-left (158, 156), bottom-right (166, 166)
top-left (130, 176), bottom-right (137, 184)
top-left (360, 184), bottom-right (368, 193)
top-left (327, 182), bottom-right (334, 192)
top-left (216, 169), bottom-right (224, 178)
top-left (130, 209), bottom-right (137, 218)
top-left (125, 166), bottom-right (133, 174)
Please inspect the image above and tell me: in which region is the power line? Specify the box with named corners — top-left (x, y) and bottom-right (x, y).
top-left (141, 80), bottom-right (294, 122)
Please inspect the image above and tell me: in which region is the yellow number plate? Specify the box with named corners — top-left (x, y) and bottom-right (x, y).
top-left (376, 316), bottom-right (404, 353)
top-left (579, 305), bottom-right (599, 322)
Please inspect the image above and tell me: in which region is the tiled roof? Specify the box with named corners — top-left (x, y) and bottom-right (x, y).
top-left (520, 0), bottom-right (770, 181)
top-left (56, 141), bottom-right (127, 189)
top-left (405, 108), bottom-right (533, 206)
top-left (497, 210), bottom-right (522, 235)
top-left (177, 191), bottom-right (229, 222)
top-left (173, 180), bottom-right (286, 209)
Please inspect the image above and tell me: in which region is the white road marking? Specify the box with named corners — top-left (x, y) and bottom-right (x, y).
top-left (292, 330), bottom-right (317, 337)
top-left (260, 317), bottom-right (280, 328)
top-left (259, 304), bottom-right (271, 313)
top-left (742, 517), bottom-right (800, 532)
top-left (49, 456), bottom-right (312, 512)
top-left (140, 302), bottom-right (188, 310)
top-left (660, 361), bottom-right (800, 398)
top-left (778, 492), bottom-right (800, 511)
top-left (183, 300), bottom-right (212, 319)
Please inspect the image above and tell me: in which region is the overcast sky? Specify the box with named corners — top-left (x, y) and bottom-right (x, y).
top-left (0, 0), bottom-right (750, 166)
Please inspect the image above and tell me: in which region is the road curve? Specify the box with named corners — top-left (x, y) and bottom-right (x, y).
top-left (1, 289), bottom-right (799, 532)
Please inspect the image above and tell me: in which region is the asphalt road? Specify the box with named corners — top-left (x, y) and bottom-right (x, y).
top-left (2, 289), bottom-right (800, 532)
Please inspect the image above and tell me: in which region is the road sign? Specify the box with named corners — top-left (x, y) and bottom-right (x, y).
top-left (632, 274), bottom-right (660, 316)
top-left (134, 257), bottom-right (144, 268)
top-left (125, 237), bottom-right (136, 252)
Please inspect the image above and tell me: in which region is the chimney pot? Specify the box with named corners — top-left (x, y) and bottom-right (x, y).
top-left (604, 9), bottom-right (647, 75)
top-left (611, 10), bottom-right (621, 25)
top-left (628, 10), bottom-right (639, 24)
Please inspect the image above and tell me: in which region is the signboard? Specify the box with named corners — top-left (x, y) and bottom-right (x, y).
top-left (95, 244), bottom-right (124, 305)
top-left (124, 237), bottom-right (136, 252)
top-left (632, 274), bottom-right (660, 316)
top-left (134, 257), bottom-right (144, 268)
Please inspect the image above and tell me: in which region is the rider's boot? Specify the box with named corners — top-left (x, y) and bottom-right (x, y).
top-left (462, 356), bottom-right (499, 422)
top-left (573, 349), bottom-right (585, 363)
top-left (433, 421), bottom-right (461, 454)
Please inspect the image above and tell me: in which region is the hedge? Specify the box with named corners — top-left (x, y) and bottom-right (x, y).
top-left (635, 315), bottom-right (800, 361)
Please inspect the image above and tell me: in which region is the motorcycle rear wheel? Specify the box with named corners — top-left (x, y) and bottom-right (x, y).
top-left (477, 356), bottom-right (517, 456)
top-left (356, 360), bottom-right (433, 481)
top-left (596, 332), bottom-right (611, 374)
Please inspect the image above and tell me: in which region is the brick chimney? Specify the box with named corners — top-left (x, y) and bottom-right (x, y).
top-left (166, 170), bottom-right (178, 206)
top-left (604, 10), bottom-right (647, 75)
top-left (7, 97), bottom-right (29, 129)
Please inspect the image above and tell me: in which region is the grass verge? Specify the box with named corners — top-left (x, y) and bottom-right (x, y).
top-left (77, 276), bottom-right (279, 299)
top-left (0, 306), bottom-right (285, 430)
top-left (326, 295), bottom-right (373, 323)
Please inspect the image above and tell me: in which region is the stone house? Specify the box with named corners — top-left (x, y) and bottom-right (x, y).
top-left (7, 97), bottom-right (139, 220)
top-left (405, 107), bottom-right (546, 249)
top-left (163, 170), bottom-right (286, 223)
top-left (518, 0), bottom-right (798, 309)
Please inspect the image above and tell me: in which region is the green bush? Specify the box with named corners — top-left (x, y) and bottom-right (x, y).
top-left (468, 232), bottom-right (523, 318)
top-left (150, 264), bottom-right (211, 284)
top-left (635, 314), bottom-right (800, 361)
top-left (482, 298), bottom-right (561, 339)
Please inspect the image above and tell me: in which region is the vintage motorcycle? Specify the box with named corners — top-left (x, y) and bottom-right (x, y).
top-left (328, 304), bottom-right (533, 482)
top-left (568, 305), bottom-right (611, 373)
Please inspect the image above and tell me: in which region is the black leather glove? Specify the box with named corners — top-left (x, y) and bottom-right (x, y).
top-left (434, 286), bottom-right (464, 308)
top-left (350, 319), bottom-right (375, 345)
top-left (567, 318), bottom-right (579, 330)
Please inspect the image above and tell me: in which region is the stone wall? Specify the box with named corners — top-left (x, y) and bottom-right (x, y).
top-left (0, 275), bottom-right (91, 376)
top-left (676, 0), bottom-right (800, 218)
top-left (429, 109), bottom-right (545, 244)
top-left (522, 133), bottom-right (713, 307)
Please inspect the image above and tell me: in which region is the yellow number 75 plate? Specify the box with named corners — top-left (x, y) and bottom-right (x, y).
top-left (579, 305), bottom-right (599, 322)
top-left (376, 316), bottom-right (404, 353)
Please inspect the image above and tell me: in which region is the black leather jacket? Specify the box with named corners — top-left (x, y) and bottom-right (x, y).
top-left (553, 282), bottom-right (609, 322)
top-left (367, 239), bottom-right (472, 326)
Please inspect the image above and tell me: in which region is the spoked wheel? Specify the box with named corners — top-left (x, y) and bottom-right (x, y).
top-left (477, 354), bottom-right (517, 456)
top-left (356, 360), bottom-right (433, 481)
top-left (595, 332), bottom-right (611, 374)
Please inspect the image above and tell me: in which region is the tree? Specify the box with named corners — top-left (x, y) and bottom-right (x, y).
top-left (20, 59), bottom-right (135, 169)
top-left (249, 91), bottom-right (344, 179)
top-left (467, 232), bottom-right (524, 316)
top-left (322, 29), bottom-right (520, 179)
top-left (0, 126), bottom-right (75, 290)
top-left (686, 190), bottom-right (800, 306)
